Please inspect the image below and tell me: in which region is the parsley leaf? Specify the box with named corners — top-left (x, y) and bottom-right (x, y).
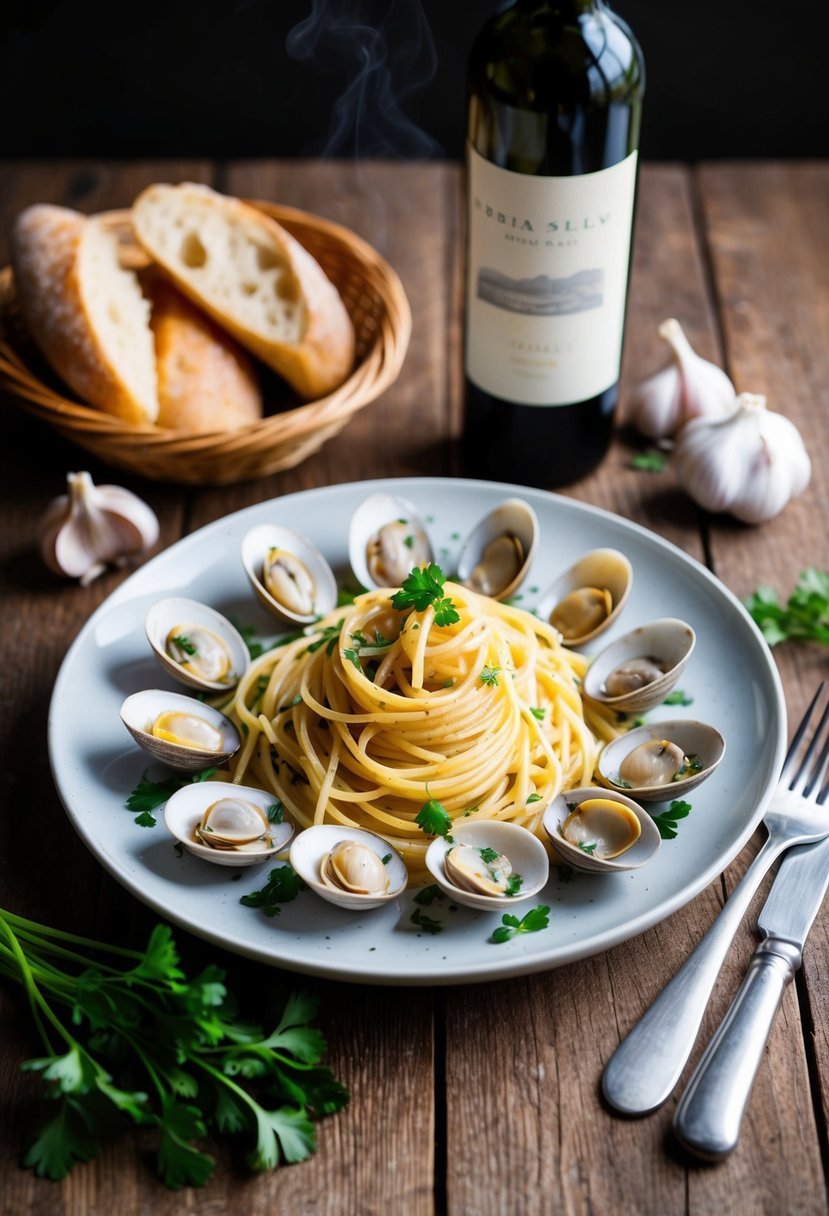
top-left (530, 707), bottom-right (546, 721)
top-left (341, 647), bottom-right (362, 670)
top-left (415, 794), bottom-right (454, 838)
top-left (745, 569), bottom-right (829, 647)
top-left (413, 884), bottom-right (446, 906)
top-left (490, 905), bottom-right (550, 944)
top-left (505, 874), bottom-right (524, 897)
top-left (480, 665), bottom-right (501, 686)
top-left (240, 865), bottom-right (306, 916)
top-left (526, 793), bottom-right (542, 804)
top-left (650, 799), bottom-right (692, 840)
top-left (126, 769), bottom-right (218, 827)
top-left (390, 564), bottom-right (460, 625)
top-left (478, 847), bottom-right (500, 864)
top-left (306, 619), bottom-right (345, 656)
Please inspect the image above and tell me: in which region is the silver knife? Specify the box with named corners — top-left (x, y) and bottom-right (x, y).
top-left (673, 836), bottom-right (829, 1159)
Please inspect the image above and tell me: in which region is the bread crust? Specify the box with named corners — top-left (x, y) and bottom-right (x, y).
top-left (131, 183), bottom-right (356, 400)
top-left (145, 274), bottom-right (263, 432)
top-left (11, 205), bottom-right (158, 425)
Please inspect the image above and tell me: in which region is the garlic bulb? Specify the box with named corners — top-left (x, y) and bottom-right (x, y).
top-left (40, 471), bottom-right (160, 584)
top-left (631, 318), bottom-right (736, 439)
top-left (673, 393), bottom-right (811, 524)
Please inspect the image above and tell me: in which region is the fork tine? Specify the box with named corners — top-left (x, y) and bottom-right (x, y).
top-left (780, 681), bottom-right (828, 786)
top-left (804, 716), bottom-right (829, 798)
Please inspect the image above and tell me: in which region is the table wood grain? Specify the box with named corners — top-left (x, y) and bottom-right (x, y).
top-left (0, 159), bottom-right (827, 1216)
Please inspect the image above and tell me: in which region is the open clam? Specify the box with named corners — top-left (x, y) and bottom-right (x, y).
top-left (120, 688), bottom-right (242, 772)
top-left (146, 597), bottom-right (249, 694)
top-left (348, 492), bottom-right (433, 591)
top-left (581, 618), bottom-right (696, 714)
top-left (425, 820), bottom-right (549, 911)
top-left (535, 549), bottom-right (632, 647)
top-left (164, 780), bottom-right (294, 867)
top-left (597, 719), bottom-right (725, 802)
top-left (290, 825), bottom-right (408, 909)
top-left (241, 524), bottom-right (337, 626)
top-left (455, 499), bottom-right (539, 601)
top-left (542, 787), bottom-right (661, 874)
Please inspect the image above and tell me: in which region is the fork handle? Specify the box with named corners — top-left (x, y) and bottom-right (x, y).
top-left (672, 938), bottom-right (800, 1158)
top-left (602, 834), bottom-right (782, 1115)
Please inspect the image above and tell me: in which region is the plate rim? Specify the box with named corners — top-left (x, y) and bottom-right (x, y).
top-left (48, 475), bottom-right (787, 985)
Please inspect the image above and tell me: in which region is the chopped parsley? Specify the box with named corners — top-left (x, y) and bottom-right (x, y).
top-left (169, 633), bottom-right (197, 656)
top-left (305, 619), bottom-right (345, 656)
top-left (267, 802), bottom-right (286, 824)
top-left (479, 666), bottom-right (501, 686)
top-left (664, 689), bottom-right (693, 706)
top-left (578, 841), bottom-right (598, 855)
top-left (126, 768), bottom-right (218, 827)
top-left (530, 707), bottom-right (546, 721)
top-left (505, 874), bottom-right (524, 897)
top-left (410, 908), bottom-right (444, 935)
top-left (745, 568), bottom-right (829, 647)
top-left (477, 847), bottom-right (499, 864)
top-left (526, 793), bottom-right (542, 805)
top-left (413, 884), bottom-right (446, 906)
top-left (341, 647), bottom-right (362, 670)
top-left (629, 448), bottom-right (669, 473)
top-left (415, 793), bottom-right (454, 838)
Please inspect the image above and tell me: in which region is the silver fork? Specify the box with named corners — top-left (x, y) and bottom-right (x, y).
top-left (602, 682), bottom-right (829, 1116)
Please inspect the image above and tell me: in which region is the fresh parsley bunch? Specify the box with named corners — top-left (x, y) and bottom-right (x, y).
top-left (0, 911), bottom-right (347, 1188)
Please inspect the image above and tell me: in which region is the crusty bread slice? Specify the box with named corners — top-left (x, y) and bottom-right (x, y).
top-left (11, 205), bottom-right (159, 424)
top-left (131, 183), bottom-right (355, 400)
top-left (144, 273), bottom-right (263, 433)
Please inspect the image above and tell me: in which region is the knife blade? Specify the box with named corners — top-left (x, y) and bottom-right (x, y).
top-left (673, 836), bottom-right (829, 1159)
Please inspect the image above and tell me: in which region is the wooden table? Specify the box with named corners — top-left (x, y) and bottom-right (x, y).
top-left (1, 159), bottom-right (828, 1215)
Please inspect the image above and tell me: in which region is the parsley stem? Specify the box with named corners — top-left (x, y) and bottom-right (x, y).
top-left (0, 920), bottom-right (77, 1055)
top-left (1, 910), bottom-right (143, 961)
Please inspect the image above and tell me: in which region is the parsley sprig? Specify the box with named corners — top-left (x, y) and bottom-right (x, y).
top-left (240, 865), bottom-right (306, 917)
top-left (650, 799), bottom-right (692, 840)
top-left (490, 905), bottom-right (550, 944)
top-left (0, 914), bottom-right (347, 1187)
top-left (415, 792), bottom-right (454, 838)
top-left (745, 568), bottom-right (829, 647)
top-left (390, 565), bottom-right (460, 627)
top-left (127, 769), bottom-right (217, 828)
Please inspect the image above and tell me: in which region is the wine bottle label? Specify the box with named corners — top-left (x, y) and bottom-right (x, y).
top-left (465, 145), bottom-right (637, 406)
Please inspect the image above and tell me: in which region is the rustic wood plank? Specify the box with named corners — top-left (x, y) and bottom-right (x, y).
top-left (693, 161), bottom-right (829, 1209)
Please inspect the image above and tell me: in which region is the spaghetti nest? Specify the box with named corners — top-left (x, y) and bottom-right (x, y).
top-left (229, 581), bottom-right (616, 872)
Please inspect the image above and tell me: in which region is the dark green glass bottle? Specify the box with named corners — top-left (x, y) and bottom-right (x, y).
top-left (462, 0), bottom-right (644, 487)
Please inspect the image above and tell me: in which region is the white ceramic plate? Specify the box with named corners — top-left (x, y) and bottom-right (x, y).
top-left (48, 477), bottom-right (785, 986)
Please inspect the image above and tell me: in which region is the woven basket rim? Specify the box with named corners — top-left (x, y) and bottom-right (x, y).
top-left (0, 200), bottom-right (412, 458)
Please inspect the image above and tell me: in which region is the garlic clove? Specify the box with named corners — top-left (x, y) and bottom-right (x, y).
top-left (673, 393), bottom-right (811, 524)
top-left (40, 470), bottom-right (160, 585)
top-left (631, 318), bottom-right (736, 439)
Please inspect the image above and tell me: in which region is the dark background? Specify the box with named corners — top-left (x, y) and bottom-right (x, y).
top-left (2, 0), bottom-right (827, 161)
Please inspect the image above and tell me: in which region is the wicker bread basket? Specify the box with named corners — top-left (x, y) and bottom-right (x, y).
top-left (0, 201), bottom-right (411, 485)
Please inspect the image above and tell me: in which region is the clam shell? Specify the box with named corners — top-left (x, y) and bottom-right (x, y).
top-left (120, 689), bottom-right (242, 772)
top-left (424, 820), bottom-right (549, 911)
top-left (581, 617), bottom-right (696, 714)
top-left (348, 492), bottom-right (433, 591)
top-left (535, 549), bottom-right (633, 647)
top-left (290, 825), bottom-right (408, 909)
top-left (241, 524), bottom-right (337, 625)
top-left (542, 787), bottom-right (661, 874)
top-left (146, 597), bottom-right (249, 693)
top-left (164, 780), bottom-right (294, 867)
top-left (597, 719), bottom-right (725, 802)
top-left (455, 498), bottom-right (539, 602)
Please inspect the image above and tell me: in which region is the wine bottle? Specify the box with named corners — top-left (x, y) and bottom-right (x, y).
top-left (462, 0), bottom-right (644, 487)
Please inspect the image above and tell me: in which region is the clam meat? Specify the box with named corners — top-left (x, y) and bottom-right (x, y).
top-left (603, 656), bottom-right (664, 698)
top-left (444, 843), bottom-right (518, 897)
top-left (367, 520), bottom-right (431, 587)
top-left (151, 709), bottom-right (224, 752)
top-left (348, 493), bottom-right (433, 591)
top-left (618, 739), bottom-right (692, 787)
top-left (165, 623), bottom-right (233, 685)
top-left (561, 797), bottom-right (641, 861)
top-left (456, 499), bottom-right (538, 601)
top-left (263, 548), bottom-right (317, 617)
top-left (195, 796), bottom-right (273, 852)
top-left (550, 587), bottom-right (613, 641)
top-left (320, 840), bottom-right (390, 896)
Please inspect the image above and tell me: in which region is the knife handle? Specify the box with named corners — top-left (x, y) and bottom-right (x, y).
top-left (672, 937), bottom-right (801, 1160)
top-left (602, 833), bottom-right (781, 1115)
